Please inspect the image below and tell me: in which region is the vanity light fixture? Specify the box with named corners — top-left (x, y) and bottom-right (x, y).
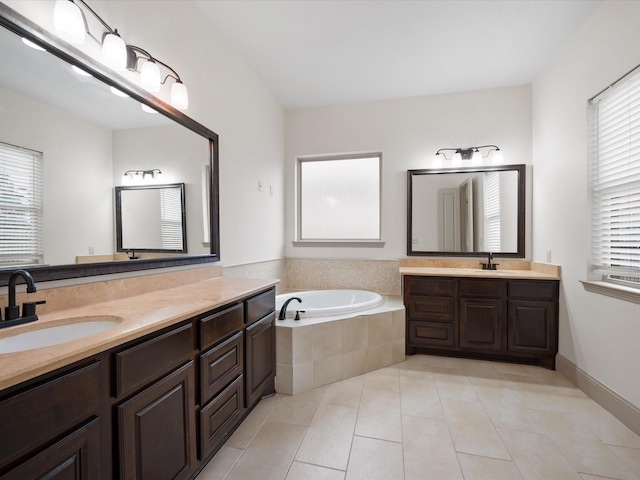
top-left (52, 0), bottom-right (189, 110)
top-left (122, 169), bottom-right (162, 185)
top-left (433, 145), bottom-right (503, 164)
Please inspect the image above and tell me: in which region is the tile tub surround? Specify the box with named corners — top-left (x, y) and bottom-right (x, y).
top-left (275, 296), bottom-right (406, 395)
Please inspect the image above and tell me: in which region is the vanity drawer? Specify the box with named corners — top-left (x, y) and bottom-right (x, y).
top-left (200, 331), bottom-right (244, 405)
top-left (245, 288), bottom-right (275, 326)
top-left (404, 276), bottom-right (456, 296)
top-left (115, 323), bottom-right (193, 398)
top-left (200, 303), bottom-right (244, 350)
top-left (199, 375), bottom-right (245, 460)
top-left (406, 295), bottom-right (455, 322)
top-left (508, 280), bottom-right (557, 301)
top-left (408, 321), bottom-right (455, 347)
top-left (0, 361), bottom-right (101, 467)
top-left (459, 278), bottom-right (504, 298)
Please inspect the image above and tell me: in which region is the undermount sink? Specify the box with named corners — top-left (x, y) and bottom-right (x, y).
top-left (0, 316), bottom-right (122, 354)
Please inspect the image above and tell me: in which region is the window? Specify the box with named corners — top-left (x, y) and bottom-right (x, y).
top-left (0, 142), bottom-right (44, 266)
top-left (588, 66), bottom-right (640, 287)
top-left (483, 171), bottom-right (501, 252)
top-left (297, 153), bottom-right (381, 242)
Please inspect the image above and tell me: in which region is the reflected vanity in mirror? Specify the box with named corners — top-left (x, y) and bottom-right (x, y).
top-left (407, 164), bottom-right (525, 257)
top-left (0, 5), bottom-right (220, 285)
top-left (116, 184), bottom-right (187, 255)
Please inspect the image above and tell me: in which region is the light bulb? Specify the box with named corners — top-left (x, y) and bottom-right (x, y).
top-left (53, 0), bottom-right (86, 45)
top-left (433, 152), bottom-right (443, 165)
top-left (452, 152), bottom-right (462, 164)
top-left (102, 32), bottom-right (127, 71)
top-left (141, 104), bottom-right (158, 114)
top-left (122, 173), bottom-right (132, 185)
top-left (472, 149), bottom-right (482, 163)
top-left (492, 149), bottom-right (504, 163)
top-left (110, 86), bottom-right (129, 98)
top-left (140, 59), bottom-right (161, 92)
top-left (170, 81), bottom-right (189, 110)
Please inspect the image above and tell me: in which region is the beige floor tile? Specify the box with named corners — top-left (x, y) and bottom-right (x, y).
top-left (513, 388), bottom-right (605, 415)
top-left (498, 428), bottom-right (583, 480)
top-left (195, 445), bottom-right (243, 480)
top-left (609, 445), bottom-right (640, 476)
top-left (225, 394), bottom-right (282, 448)
top-left (295, 403), bottom-right (358, 470)
top-left (436, 380), bottom-right (480, 401)
top-left (268, 387), bottom-right (325, 426)
top-left (457, 452), bottom-right (524, 479)
top-left (285, 461), bottom-right (346, 480)
top-left (363, 371), bottom-right (400, 392)
top-left (355, 408), bottom-right (402, 442)
top-left (346, 436), bottom-right (404, 480)
top-left (472, 384), bottom-right (523, 407)
top-left (483, 403), bottom-right (546, 434)
top-left (359, 387), bottom-right (401, 418)
top-left (314, 355), bottom-right (343, 388)
top-left (442, 398), bottom-right (511, 460)
top-left (321, 378), bottom-right (363, 408)
top-left (225, 421), bottom-right (307, 480)
top-left (493, 362), bottom-right (535, 376)
top-left (402, 415), bottom-right (463, 480)
top-left (570, 410), bottom-right (640, 449)
top-left (400, 375), bottom-right (445, 420)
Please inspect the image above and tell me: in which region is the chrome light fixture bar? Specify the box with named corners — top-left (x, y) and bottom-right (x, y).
top-left (434, 145), bottom-right (503, 164)
top-left (52, 0), bottom-right (188, 110)
top-left (122, 169), bottom-right (163, 185)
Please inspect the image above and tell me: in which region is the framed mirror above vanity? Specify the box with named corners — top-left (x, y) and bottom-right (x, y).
top-left (407, 164), bottom-right (525, 257)
top-left (0, 5), bottom-right (220, 286)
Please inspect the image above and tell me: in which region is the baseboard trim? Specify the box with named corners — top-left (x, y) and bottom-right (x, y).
top-left (557, 354), bottom-right (640, 436)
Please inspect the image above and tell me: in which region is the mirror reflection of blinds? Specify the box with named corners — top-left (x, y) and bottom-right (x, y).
top-left (589, 66), bottom-right (640, 282)
top-left (0, 142), bottom-right (43, 266)
top-left (160, 187), bottom-right (183, 250)
top-left (484, 172), bottom-right (501, 252)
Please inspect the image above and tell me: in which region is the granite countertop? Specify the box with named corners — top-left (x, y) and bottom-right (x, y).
top-left (399, 266), bottom-right (560, 280)
top-left (0, 276), bottom-right (278, 391)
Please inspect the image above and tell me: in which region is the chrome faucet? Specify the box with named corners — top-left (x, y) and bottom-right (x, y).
top-left (278, 297), bottom-right (302, 320)
top-left (2, 269), bottom-right (44, 327)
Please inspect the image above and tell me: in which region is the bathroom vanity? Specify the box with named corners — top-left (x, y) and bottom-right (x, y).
top-left (0, 277), bottom-right (276, 480)
top-left (402, 264), bottom-right (560, 369)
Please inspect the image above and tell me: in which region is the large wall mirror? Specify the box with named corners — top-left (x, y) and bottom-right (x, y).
top-left (0, 6), bottom-right (220, 286)
top-left (407, 164), bottom-right (525, 257)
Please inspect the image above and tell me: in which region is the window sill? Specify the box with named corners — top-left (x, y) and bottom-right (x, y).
top-left (292, 240), bottom-right (385, 248)
top-left (580, 280), bottom-right (640, 305)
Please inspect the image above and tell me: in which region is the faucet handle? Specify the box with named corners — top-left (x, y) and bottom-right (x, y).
top-left (22, 300), bottom-right (46, 318)
top-left (4, 305), bottom-right (20, 321)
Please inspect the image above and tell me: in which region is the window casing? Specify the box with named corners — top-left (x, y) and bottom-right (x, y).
top-left (297, 154), bottom-right (381, 242)
top-left (589, 66), bottom-right (640, 287)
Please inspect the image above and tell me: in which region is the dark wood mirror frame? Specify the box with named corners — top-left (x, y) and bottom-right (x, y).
top-left (0, 5), bottom-right (220, 286)
top-left (407, 164), bottom-right (525, 257)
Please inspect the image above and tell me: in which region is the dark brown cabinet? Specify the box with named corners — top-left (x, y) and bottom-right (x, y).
top-left (0, 286), bottom-right (276, 480)
top-left (404, 275), bottom-right (559, 368)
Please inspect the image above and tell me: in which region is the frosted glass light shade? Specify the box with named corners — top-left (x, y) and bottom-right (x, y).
top-left (452, 152), bottom-right (462, 164)
top-left (102, 33), bottom-right (127, 71)
top-left (140, 60), bottom-right (161, 92)
top-left (171, 81), bottom-right (189, 110)
top-left (472, 150), bottom-right (482, 163)
top-left (492, 149), bottom-right (504, 163)
top-left (53, 0), bottom-right (85, 45)
top-left (141, 104), bottom-right (158, 114)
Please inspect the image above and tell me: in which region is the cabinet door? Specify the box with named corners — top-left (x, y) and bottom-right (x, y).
top-left (118, 362), bottom-right (196, 480)
top-left (245, 312), bottom-right (276, 408)
top-left (1, 418), bottom-right (101, 480)
top-left (459, 298), bottom-right (503, 351)
top-left (508, 300), bottom-right (557, 355)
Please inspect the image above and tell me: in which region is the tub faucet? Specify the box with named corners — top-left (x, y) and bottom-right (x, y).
top-left (278, 297), bottom-right (302, 320)
top-left (2, 269), bottom-right (44, 328)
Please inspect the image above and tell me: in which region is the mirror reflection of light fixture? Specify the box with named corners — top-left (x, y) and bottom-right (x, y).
top-left (433, 145), bottom-right (503, 164)
top-left (122, 169), bottom-right (163, 185)
top-left (52, 0), bottom-right (189, 110)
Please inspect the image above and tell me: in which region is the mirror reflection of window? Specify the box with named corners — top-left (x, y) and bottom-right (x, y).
top-left (0, 141), bottom-right (43, 266)
top-left (484, 171), bottom-right (501, 252)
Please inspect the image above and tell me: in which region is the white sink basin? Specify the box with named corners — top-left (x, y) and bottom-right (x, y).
top-left (0, 316), bottom-right (121, 353)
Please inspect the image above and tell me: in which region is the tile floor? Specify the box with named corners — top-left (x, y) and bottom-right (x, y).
top-left (196, 354), bottom-right (640, 480)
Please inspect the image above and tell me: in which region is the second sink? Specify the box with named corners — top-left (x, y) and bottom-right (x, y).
top-left (0, 316), bottom-right (122, 354)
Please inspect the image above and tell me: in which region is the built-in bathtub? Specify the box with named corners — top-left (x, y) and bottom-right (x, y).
top-left (274, 289), bottom-right (405, 395)
top-left (275, 289), bottom-right (385, 318)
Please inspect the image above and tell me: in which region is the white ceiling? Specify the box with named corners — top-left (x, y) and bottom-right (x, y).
top-left (196, 0), bottom-right (603, 110)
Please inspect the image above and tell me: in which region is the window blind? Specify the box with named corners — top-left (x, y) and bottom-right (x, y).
top-left (160, 187), bottom-right (184, 250)
top-left (589, 66), bottom-right (640, 282)
top-left (0, 142), bottom-right (44, 266)
top-left (484, 171), bottom-right (501, 252)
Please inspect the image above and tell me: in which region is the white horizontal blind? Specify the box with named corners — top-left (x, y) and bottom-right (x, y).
top-left (0, 142), bottom-right (44, 266)
top-left (484, 171), bottom-right (501, 252)
top-left (589, 67), bottom-right (640, 282)
top-left (160, 187), bottom-right (184, 250)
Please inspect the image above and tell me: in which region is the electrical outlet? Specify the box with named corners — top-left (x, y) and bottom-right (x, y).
top-left (546, 250), bottom-right (552, 263)
top-left (88, 245), bottom-right (95, 255)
